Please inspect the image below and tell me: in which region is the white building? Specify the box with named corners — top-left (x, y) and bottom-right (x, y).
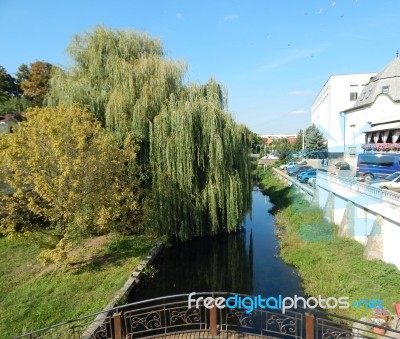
top-left (311, 73), bottom-right (376, 154)
top-left (343, 57), bottom-right (400, 154)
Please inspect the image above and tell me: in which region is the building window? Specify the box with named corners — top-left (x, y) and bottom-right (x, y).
top-left (382, 85), bottom-right (389, 94)
top-left (350, 92), bottom-right (358, 101)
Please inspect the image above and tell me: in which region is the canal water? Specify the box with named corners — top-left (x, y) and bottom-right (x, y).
top-left (128, 188), bottom-right (305, 302)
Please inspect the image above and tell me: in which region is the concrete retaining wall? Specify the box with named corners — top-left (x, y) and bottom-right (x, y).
top-left (272, 168), bottom-right (400, 269)
top-left (317, 173), bottom-right (400, 268)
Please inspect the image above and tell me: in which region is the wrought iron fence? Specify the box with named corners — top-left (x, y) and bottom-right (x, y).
top-left (221, 306), bottom-right (304, 338)
top-left (14, 293), bottom-right (400, 339)
top-left (314, 310), bottom-right (400, 339)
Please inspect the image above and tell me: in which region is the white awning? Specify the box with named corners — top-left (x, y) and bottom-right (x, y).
top-left (366, 121), bottom-right (400, 133)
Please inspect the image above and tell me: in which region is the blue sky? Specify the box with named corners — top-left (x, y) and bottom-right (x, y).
top-left (1, 0), bottom-right (400, 134)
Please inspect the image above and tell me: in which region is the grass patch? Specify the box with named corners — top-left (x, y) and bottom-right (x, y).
top-left (0, 233), bottom-right (160, 338)
top-left (258, 168), bottom-right (400, 320)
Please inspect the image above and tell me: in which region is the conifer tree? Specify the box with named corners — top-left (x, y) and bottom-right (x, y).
top-left (304, 124), bottom-right (327, 150)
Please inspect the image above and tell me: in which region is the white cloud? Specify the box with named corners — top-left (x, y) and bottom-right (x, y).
top-left (288, 90), bottom-right (314, 96)
top-left (222, 14), bottom-right (238, 22)
top-left (289, 110), bottom-right (308, 115)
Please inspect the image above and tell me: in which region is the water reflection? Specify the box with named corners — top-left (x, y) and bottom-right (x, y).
top-left (129, 189), bottom-right (304, 302)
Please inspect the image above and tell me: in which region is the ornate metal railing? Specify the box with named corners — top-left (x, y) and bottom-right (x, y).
top-left (123, 296), bottom-right (209, 338)
top-left (314, 310), bottom-right (400, 339)
top-left (15, 293), bottom-right (304, 338)
top-left (14, 293), bottom-right (400, 339)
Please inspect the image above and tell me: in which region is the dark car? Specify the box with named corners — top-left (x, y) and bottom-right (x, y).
top-left (335, 161), bottom-right (350, 170)
top-left (288, 165), bottom-right (313, 176)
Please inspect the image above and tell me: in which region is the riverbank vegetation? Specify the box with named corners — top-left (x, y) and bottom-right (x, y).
top-left (0, 233), bottom-right (159, 338)
top-left (257, 168), bottom-right (400, 320)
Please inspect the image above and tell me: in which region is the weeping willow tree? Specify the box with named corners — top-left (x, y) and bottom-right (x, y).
top-left (49, 26), bottom-right (185, 180)
top-left (150, 80), bottom-right (252, 240)
top-left (49, 26), bottom-right (252, 241)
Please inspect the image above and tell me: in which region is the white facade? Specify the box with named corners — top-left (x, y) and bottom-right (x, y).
top-left (344, 98), bottom-right (400, 154)
top-left (343, 57), bottom-right (400, 154)
top-left (311, 73), bottom-right (376, 153)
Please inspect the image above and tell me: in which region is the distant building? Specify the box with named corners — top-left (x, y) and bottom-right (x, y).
top-left (259, 134), bottom-right (297, 146)
top-left (311, 73), bottom-right (376, 154)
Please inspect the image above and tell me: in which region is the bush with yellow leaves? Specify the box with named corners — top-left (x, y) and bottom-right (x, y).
top-left (0, 105), bottom-right (141, 262)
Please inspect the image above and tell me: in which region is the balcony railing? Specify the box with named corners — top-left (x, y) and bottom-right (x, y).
top-left (317, 171), bottom-right (400, 207)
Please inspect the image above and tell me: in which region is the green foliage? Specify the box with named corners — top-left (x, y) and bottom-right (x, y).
top-left (304, 123), bottom-right (327, 150)
top-left (49, 26), bottom-right (252, 241)
top-left (0, 65), bottom-right (18, 104)
top-left (0, 105), bottom-right (141, 262)
top-left (0, 233), bottom-right (158, 338)
top-left (150, 80), bottom-right (252, 240)
top-left (142, 265), bottom-right (158, 278)
top-left (16, 63), bottom-right (30, 86)
top-left (49, 26), bottom-right (184, 142)
top-left (0, 96), bottom-right (32, 115)
top-left (249, 131), bottom-right (265, 153)
top-left (293, 129), bottom-right (304, 152)
top-left (0, 64), bottom-right (34, 115)
top-left (273, 137), bottom-right (295, 159)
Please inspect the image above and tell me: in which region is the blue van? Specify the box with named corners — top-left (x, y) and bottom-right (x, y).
top-left (356, 153), bottom-right (400, 182)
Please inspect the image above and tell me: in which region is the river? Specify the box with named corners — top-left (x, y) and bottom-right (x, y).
top-left (128, 189), bottom-right (305, 302)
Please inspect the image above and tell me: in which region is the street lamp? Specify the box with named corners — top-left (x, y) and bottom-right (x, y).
top-left (340, 111), bottom-right (346, 156)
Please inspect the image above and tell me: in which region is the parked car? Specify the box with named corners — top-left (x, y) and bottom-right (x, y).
top-left (280, 159), bottom-right (308, 170)
top-left (356, 153), bottom-right (400, 182)
top-left (297, 169), bottom-right (317, 183)
top-left (335, 161), bottom-right (350, 170)
top-left (267, 154), bottom-right (280, 160)
top-left (288, 165), bottom-right (313, 176)
top-left (370, 171), bottom-right (400, 192)
top-left (280, 162), bottom-right (297, 170)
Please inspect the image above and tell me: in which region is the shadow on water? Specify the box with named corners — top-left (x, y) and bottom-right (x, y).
top-left (260, 185), bottom-right (293, 215)
top-left (128, 189), bottom-right (305, 302)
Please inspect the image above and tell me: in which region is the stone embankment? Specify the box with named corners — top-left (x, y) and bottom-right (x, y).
top-left (85, 242), bottom-right (164, 337)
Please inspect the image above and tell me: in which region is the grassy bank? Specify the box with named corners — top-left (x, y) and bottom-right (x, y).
top-left (0, 233), bottom-right (160, 338)
top-left (257, 168), bottom-right (400, 320)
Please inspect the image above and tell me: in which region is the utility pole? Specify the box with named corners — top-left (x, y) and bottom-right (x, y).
top-left (340, 112), bottom-right (346, 157)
